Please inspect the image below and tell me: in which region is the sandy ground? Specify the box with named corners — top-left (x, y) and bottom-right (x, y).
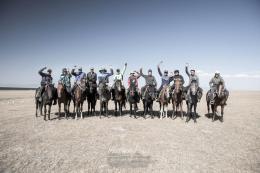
top-left (0, 90), bottom-right (259, 173)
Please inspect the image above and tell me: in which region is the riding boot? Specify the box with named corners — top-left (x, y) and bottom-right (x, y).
top-left (111, 89), bottom-right (115, 100)
top-left (53, 99), bottom-right (57, 105)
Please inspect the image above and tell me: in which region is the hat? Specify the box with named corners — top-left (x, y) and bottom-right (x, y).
top-left (148, 69), bottom-right (152, 72)
top-left (164, 70), bottom-right (168, 73)
top-left (90, 67), bottom-right (94, 70)
top-left (47, 69), bottom-right (52, 73)
top-left (62, 68), bottom-right (67, 72)
top-left (215, 70), bottom-right (220, 74)
top-left (99, 68), bottom-right (107, 73)
top-left (174, 70), bottom-right (179, 73)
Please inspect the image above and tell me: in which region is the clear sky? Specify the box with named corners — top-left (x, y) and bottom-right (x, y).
top-left (0, 0), bottom-right (260, 90)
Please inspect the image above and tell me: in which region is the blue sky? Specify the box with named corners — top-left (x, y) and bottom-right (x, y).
top-left (0, 0), bottom-right (260, 90)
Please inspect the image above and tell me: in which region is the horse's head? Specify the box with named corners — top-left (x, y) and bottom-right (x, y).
top-left (208, 89), bottom-right (217, 104)
top-left (190, 82), bottom-right (198, 96)
top-left (217, 83), bottom-right (224, 97)
top-left (57, 82), bottom-right (65, 98)
top-left (115, 80), bottom-right (122, 91)
top-left (147, 85), bottom-right (156, 100)
top-left (174, 79), bottom-right (182, 93)
top-left (44, 84), bottom-right (53, 99)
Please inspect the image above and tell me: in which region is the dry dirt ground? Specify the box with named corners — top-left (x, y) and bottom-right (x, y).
top-left (0, 90), bottom-right (259, 173)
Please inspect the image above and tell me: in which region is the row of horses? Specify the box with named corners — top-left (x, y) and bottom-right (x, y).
top-left (35, 79), bottom-right (228, 123)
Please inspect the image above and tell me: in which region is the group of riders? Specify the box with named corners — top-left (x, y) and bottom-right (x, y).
top-left (36, 62), bottom-right (227, 111)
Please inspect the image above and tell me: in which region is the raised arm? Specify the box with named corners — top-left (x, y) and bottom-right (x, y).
top-left (157, 65), bottom-right (162, 77)
top-left (140, 68), bottom-right (147, 78)
top-left (122, 63), bottom-right (127, 76)
top-left (134, 71), bottom-right (141, 79)
top-left (38, 67), bottom-right (47, 76)
top-left (185, 66), bottom-right (190, 77)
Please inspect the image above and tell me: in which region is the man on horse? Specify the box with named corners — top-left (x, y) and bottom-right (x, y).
top-left (209, 71), bottom-right (225, 92)
top-left (111, 63), bottom-right (127, 100)
top-left (98, 66), bottom-right (114, 92)
top-left (185, 63), bottom-right (203, 102)
top-left (59, 68), bottom-right (72, 95)
top-left (71, 66), bottom-right (87, 96)
top-left (37, 67), bottom-right (57, 105)
top-left (140, 68), bottom-right (157, 99)
top-left (127, 71), bottom-right (141, 95)
top-left (86, 67), bottom-right (97, 90)
top-left (157, 61), bottom-right (173, 101)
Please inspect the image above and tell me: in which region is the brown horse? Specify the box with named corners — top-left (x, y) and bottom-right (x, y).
top-left (159, 85), bottom-right (170, 119)
top-left (171, 79), bottom-right (184, 119)
top-left (86, 81), bottom-right (97, 116)
top-left (99, 82), bottom-right (111, 118)
top-left (73, 79), bottom-right (86, 120)
top-left (42, 84), bottom-right (55, 121)
top-left (114, 80), bottom-right (126, 116)
top-left (57, 82), bottom-right (71, 119)
top-left (206, 84), bottom-right (229, 122)
top-left (127, 84), bottom-right (140, 118)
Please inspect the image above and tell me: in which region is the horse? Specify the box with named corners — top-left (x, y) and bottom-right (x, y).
top-left (86, 81), bottom-right (97, 116)
top-left (57, 82), bottom-right (71, 119)
top-left (171, 79), bottom-right (184, 119)
top-left (127, 84), bottom-right (140, 118)
top-left (42, 84), bottom-right (56, 121)
top-left (35, 87), bottom-right (43, 117)
top-left (186, 82), bottom-right (202, 123)
top-left (158, 85), bottom-right (170, 119)
top-left (206, 84), bottom-right (229, 122)
top-left (73, 79), bottom-right (87, 120)
top-left (113, 80), bottom-right (126, 116)
top-left (142, 85), bottom-right (156, 119)
top-left (99, 82), bottom-right (111, 118)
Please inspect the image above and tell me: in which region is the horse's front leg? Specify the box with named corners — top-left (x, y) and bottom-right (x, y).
top-left (58, 103), bottom-right (61, 120)
top-left (130, 103), bottom-right (132, 116)
top-left (185, 104), bottom-right (191, 123)
top-left (165, 104), bottom-right (168, 119)
top-left (119, 102), bottom-right (122, 116)
top-left (48, 105), bottom-right (51, 120)
top-left (150, 102), bottom-right (154, 119)
top-left (172, 101), bottom-right (175, 119)
top-left (80, 103), bottom-right (83, 119)
top-left (106, 102), bottom-right (108, 117)
top-left (193, 103), bottom-right (197, 123)
top-left (99, 101), bottom-right (102, 118)
top-left (64, 103), bottom-right (68, 119)
top-left (212, 104), bottom-right (215, 122)
top-left (221, 105), bottom-right (224, 122)
top-left (44, 105), bottom-right (47, 121)
top-left (114, 101), bottom-right (117, 116)
top-left (134, 103), bottom-right (137, 118)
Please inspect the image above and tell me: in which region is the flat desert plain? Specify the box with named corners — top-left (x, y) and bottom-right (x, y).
top-left (0, 90), bottom-right (259, 173)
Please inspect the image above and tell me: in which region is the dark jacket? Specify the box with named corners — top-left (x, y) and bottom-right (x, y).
top-left (87, 72), bottom-right (97, 83)
top-left (140, 69), bottom-right (157, 87)
top-left (39, 67), bottom-right (53, 86)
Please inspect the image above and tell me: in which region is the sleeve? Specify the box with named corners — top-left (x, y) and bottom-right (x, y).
top-left (209, 78), bottom-right (213, 86)
top-left (38, 67), bottom-right (46, 77)
top-left (128, 78), bottom-right (130, 87)
top-left (94, 73), bottom-right (97, 81)
top-left (107, 68), bottom-right (114, 77)
top-left (140, 69), bottom-right (147, 78)
top-left (197, 76), bottom-right (200, 86)
top-left (122, 65), bottom-right (127, 76)
top-left (157, 66), bottom-right (162, 77)
top-left (185, 66), bottom-right (190, 77)
top-left (221, 77), bottom-right (225, 86)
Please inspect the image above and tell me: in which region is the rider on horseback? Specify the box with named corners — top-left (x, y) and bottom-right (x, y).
top-left (185, 63), bottom-right (203, 102)
top-left (157, 61), bottom-right (173, 102)
top-left (59, 68), bottom-right (72, 94)
top-left (71, 66), bottom-right (87, 96)
top-left (140, 68), bottom-right (157, 99)
top-left (37, 67), bottom-right (57, 105)
top-left (170, 69), bottom-right (185, 99)
top-left (98, 66), bottom-right (114, 94)
top-left (86, 67), bottom-right (97, 90)
top-left (111, 63), bottom-right (127, 100)
top-left (127, 71), bottom-right (141, 101)
top-left (209, 71), bottom-right (228, 100)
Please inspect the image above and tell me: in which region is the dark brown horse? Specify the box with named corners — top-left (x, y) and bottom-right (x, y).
top-left (206, 84), bottom-right (229, 122)
top-left (127, 84), bottom-right (140, 118)
top-left (73, 79), bottom-right (86, 120)
top-left (86, 81), bottom-right (97, 116)
top-left (142, 85), bottom-right (156, 119)
top-left (159, 85), bottom-right (170, 119)
top-left (171, 79), bottom-right (184, 119)
top-left (57, 82), bottom-right (71, 119)
top-left (99, 82), bottom-right (111, 118)
top-left (42, 84), bottom-right (55, 121)
top-left (186, 82), bottom-right (202, 123)
top-left (114, 80), bottom-right (126, 116)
